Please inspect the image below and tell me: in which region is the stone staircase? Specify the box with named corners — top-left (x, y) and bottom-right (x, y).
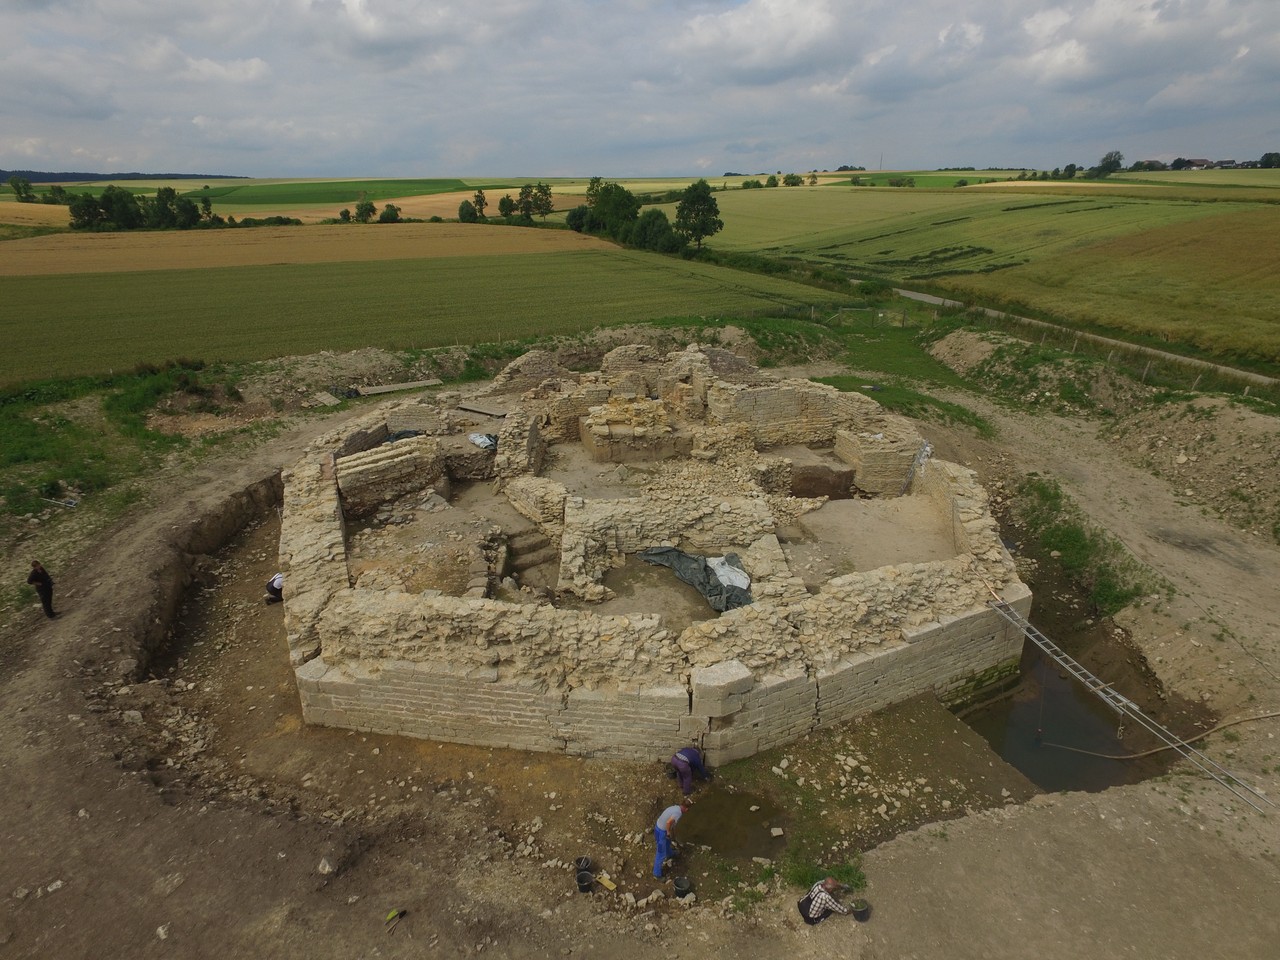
top-left (506, 529), bottom-right (561, 588)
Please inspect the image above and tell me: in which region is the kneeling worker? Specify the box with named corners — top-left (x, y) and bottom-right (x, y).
top-left (264, 572), bottom-right (284, 605)
top-left (669, 745), bottom-right (711, 796)
top-left (798, 877), bottom-right (851, 925)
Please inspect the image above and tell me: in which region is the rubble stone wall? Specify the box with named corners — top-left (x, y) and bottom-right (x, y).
top-left (503, 476), bottom-right (568, 534)
top-left (294, 579), bottom-right (1030, 762)
top-left (334, 436), bottom-right (446, 518)
top-left (279, 458), bottom-right (349, 666)
top-left (706, 380), bottom-right (887, 447)
top-left (557, 493), bottom-right (777, 598)
top-left (834, 425), bottom-right (923, 495)
top-left (279, 346), bottom-right (1032, 765)
top-left (494, 414), bottom-right (546, 479)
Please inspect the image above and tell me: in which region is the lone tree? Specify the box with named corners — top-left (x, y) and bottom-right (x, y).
top-left (674, 179), bottom-right (723, 249)
top-left (533, 181), bottom-right (553, 219)
top-left (1086, 150), bottom-right (1124, 178)
top-left (354, 199), bottom-right (376, 223)
top-left (472, 189), bottom-right (487, 218)
top-left (7, 175), bottom-right (35, 202)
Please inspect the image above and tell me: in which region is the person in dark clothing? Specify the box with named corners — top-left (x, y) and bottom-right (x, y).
top-left (264, 572), bottom-right (284, 605)
top-left (27, 560), bottom-right (55, 618)
top-left (668, 746), bottom-right (711, 796)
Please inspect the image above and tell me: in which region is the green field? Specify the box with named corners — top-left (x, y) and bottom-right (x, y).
top-left (177, 178), bottom-right (472, 204)
top-left (1112, 168), bottom-right (1280, 188)
top-left (705, 183), bottom-right (1280, 365)
top-left (5, 177), bottom-right (579, 206)
top-left (7, 169), bottom-right (1280, 369)
top-left (0, 247), bottom-right (843, 385)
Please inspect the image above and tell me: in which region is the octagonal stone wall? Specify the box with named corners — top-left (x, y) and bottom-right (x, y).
top-left (279, 345), bottom-right (1031, 764)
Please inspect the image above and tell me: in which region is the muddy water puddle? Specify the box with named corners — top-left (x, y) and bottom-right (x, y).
top-left (963, 528), bottom-right (1211, 792)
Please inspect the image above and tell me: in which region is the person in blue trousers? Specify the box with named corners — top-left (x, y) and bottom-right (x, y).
top-left (669, 746), bottom-right (711, 796)
top-left (653, 801), bottom-right (689, 878)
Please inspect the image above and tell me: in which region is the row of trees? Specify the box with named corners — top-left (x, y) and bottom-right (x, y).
top-left (1007, 150), bottom-right (1280, 179)
top-left (338, 200), bottom-right (402, 223)
top-left (459, 183), bottom-right (555, 222)
top-left (7, 175), bottom-right (71, 205)
top-left (741, 173), bottom-right (816, 188)
top-left (68, 185), bottom-right (225, 230)
top-left (564, 177), bottom-right (723, 251)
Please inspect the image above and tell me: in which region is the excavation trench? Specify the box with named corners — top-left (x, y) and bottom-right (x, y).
top-left (122, 474), bottom-right (1201, 900)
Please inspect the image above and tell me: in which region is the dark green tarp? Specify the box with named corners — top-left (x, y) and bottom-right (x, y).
top-left (638, 547), bottom-right (753, 611)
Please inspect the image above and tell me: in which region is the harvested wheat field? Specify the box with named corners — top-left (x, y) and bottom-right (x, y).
top-left (0, 221), bottom-right (611, 276)
top-left (0, 200), bottom-right (72, 227)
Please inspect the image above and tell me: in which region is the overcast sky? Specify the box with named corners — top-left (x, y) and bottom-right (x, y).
top-left (3, 0), bottom-right (1278, 178)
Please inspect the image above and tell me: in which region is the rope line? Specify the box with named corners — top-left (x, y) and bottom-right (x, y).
top-left (1041, 710), bottom-right (1280, 761)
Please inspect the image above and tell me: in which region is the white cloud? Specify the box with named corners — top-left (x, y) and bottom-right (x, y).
top-left (0, 0), bottom-right (1277, 176)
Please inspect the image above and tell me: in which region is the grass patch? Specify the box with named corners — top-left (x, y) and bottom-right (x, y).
top-left (779, 845), bottom-right (867, 891)
top-left (0, 360), bottom-right (229, 518)
top-left (817, 377), bottom-right (993, 436)
top-left (1012, 474), bottom-right (1163, 615)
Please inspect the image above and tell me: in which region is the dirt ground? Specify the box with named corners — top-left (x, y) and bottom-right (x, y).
top-left (3, 345), bottom-right (1279, 959)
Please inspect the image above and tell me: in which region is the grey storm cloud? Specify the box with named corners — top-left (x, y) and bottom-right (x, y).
top-left (2, 0), bottom-right (1277, 176)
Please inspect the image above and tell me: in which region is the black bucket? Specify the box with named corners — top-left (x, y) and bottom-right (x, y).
top-left (673, 876), bottom-right (693, 899)
top-left (576, 871), bottom-right (595, 893)
top-left (573, 856), bottom-right (593, 873)
top-left (851, 899), bottom-right (871, 922)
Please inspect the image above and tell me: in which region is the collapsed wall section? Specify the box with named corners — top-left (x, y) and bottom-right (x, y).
top-left (557, 493), bottom-right (776, 599)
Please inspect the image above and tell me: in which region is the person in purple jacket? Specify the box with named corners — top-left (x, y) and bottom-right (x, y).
top-left (668, 746), bottom-right (711, 796)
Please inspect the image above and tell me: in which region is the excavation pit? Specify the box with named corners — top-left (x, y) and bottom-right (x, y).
top-left (278, 344), bottom-right (1031, 764)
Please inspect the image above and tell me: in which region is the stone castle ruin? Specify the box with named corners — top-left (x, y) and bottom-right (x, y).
top-left (279, 345), bottom-right (1031, 764)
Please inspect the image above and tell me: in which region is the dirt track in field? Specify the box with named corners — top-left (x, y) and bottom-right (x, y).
top-left (0, 221), bottom-right (610, 276)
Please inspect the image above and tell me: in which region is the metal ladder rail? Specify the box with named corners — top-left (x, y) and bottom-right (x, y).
top-left (988, 599), bottom-right (1273, 813)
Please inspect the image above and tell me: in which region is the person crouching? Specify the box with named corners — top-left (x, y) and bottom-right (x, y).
top-left (798, 877), bottom-right (850, 925)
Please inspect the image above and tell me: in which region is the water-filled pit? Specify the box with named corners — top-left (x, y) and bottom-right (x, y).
top-left (961, 530), bottom-right (1211, 791)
